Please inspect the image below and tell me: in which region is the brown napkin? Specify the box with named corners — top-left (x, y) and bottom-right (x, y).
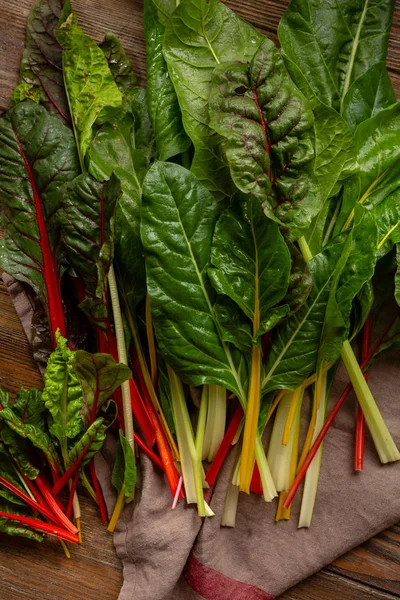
top-left (5, 274), bottom-right (400, 599)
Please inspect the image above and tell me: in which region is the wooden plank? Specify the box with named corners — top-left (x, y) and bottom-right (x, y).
top-left (280, 570), bottom-right (400, 600)
top-left (0, 2), bottom-right (399, 600)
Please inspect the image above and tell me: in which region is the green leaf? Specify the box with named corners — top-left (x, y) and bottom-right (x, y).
top-left (163, 0), bottom-right (263, 201)
top-left (112, 429), bottom-right (136, 498)
top-left (115, 186), bottom-right (146, 312)
top-left (278, 0), bottom-right (394, 112)
top-left (144, 0), bottom-right (190, 161)
top-left (351, 279), bottom-right (374, 339)
top-left (396, 245), bottom-right (400, 307)
top-left (0, 101), bottom-right (79, 308)
top-left (0, 441), bottom-right (32, 504)
top-left (318, 206), bottom-right (378, 364)
top-left (157, 352), bottom-right (176, 437)
top-left (65, 416), bottom-right (107, 469)
top-left (42, 332), bottom-right (84, 444)
top-left (0, 500), bottom-right (44, 541)
top-left (1, 428), bottom-right (40, 481)
top-left (100, 32), bottom-right (138, 92)
top-left (214, 296), bottom-right (253, 355)
top-left (342, 61), bottom-right (396, 132)
top-left (313, 104), bottom-right (355, 203)
top-left (56, 14), bottom-right (123, 164)
top-left (60, 174), bottom-right (120, 328)
top-left (262, 234), bottom-right (347, 393)
top-left (141, 162), bottom-right (246, 401)
top-left (209, 196), bottom-right (291, 338)
top-left (72, 349), bottom-right (131, 427)
top-left (209, 37), bottom-right (318, 235)
top-left (283, 241), bottom-right (313, 318)
top-left (336, 104), bottom-right (400, 253)
top-left (15, 0), bottom-right (71, 123)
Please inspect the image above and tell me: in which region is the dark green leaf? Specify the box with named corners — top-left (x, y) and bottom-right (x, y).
top-left (396, 245), bottom-right (400, 307)
top-left (1, 427), bottom-right (40, 481)
top-left (262, 234), bottom-right (347, 393)
top-left (283, 240), bottom-right (313, 318)
top-left (278, 0), bottom-right (394, 112)
top-left (14, 0), bottom-right (71, 124)
top-left (213, 296), bottom-right (253, 354)
top-left (100, 32), bottom-right (138, 92)
top-left (141, 162), bottom-right (246, 401)
top-left (318, 206), bottom-right (378, 364)
top-left (163, 0), bottom-right (263, 201)
top-left (144, 0), bottom-right (190, 161)
top-left (60, 174), bottom-right (120, 328)
top-left (209, 196), bottom-right (291, 338)
top-left (0, 101), bottom-right (79, 308)
top-left (342, 61), bottom-right (396, 132)
top-left (111, 429), bottom-right (136, 498)
top-left (72, 349), bottom-right (131, 427)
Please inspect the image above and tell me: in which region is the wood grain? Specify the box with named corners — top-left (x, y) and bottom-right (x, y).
top-left (0, 1), bottom-right (399, 599)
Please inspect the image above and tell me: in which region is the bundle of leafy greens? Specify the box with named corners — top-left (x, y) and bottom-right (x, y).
top-left (0, 0), bottom-right (399, 552)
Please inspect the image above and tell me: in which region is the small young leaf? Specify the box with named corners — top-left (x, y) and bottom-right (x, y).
top-left (112, 429), bottom-right (136, 499)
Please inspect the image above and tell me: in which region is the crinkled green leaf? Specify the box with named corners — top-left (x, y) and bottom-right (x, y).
top-left (144, 0), bottom-right (190, 161)
top-left (56, 14), bottom-right (123, 163)
top-left (72, 349), bottom-right (131, 427)
top-left (15, 0), bottom-right (71, 123)
top-left (42, 332), bottom-right (84, 443)
top-left (163, 0), bottom-right (263, 201)
top-left (100, 32), bottom-right (138, 92)
top-left (112, 429), bottom-right (136, 498)
top-left (342, 61), bottom-right (396, 132)
top-left (0, 101), bottom-right (79, 308)
top-left (209, 196), bottom-right (291, 339)
top-left (278, 0), bottom-right (394, 112)
top-left (0, 442), bottom-right (30, 504)
top-left (60, 174), bottom-right (120, 328)
top-left (209, 37), bottom-right (317, 235)
top-left (141, 162), bottom-right (246, 401)
top-left (65, 416), bottom-right (107, 469)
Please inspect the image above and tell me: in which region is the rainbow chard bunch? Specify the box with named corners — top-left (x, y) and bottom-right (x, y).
top-left (0, 0), bottom-right (399, 549)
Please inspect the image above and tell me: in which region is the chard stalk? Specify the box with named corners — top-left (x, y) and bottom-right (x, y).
top-left (298, 368), bottom-right (327, 528)
top-left (202, 384), bottom-right (226, 461)
top-left (168, 367), bottom-right (213, 517)
top-left (240, 343), bottom-right (261, 493)
top-left (108, 266), bottom-right (135, 455)
top-left (341, 340), bottom-right (400, 463)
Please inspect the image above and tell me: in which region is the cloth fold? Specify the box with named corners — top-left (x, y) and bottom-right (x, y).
top-left (6, 274), bottom-right (400, 600)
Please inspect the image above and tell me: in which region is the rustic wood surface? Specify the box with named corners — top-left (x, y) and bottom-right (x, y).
top-left (0, 0), bottom-right (399, 599)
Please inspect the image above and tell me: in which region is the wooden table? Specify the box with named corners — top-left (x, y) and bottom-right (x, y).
top-left (0, 1), bottom-right (399, 598)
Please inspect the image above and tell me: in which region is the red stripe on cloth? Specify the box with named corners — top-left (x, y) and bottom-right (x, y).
top-left (184, 552), bottom-right (275, 600)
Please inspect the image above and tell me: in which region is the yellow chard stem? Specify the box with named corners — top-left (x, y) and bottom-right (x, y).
top-left (240, 343), bottom-right (261, 493)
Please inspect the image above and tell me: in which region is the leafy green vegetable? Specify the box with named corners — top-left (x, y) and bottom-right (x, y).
top-left (60, 174), bottom-right (120, 328)
top-left (278, 0), bottom-right (394, 112)
top-left (209, 37), bottom-right (317, 235)
top-left (56, 15), bottom-right (124, 164)
top-left (72, 349), bottom-right (131, 427)
top-left (100, 32), bottom-right (138, 92)
top-left (112, 429), bottom-right (136, 498)
top-left (13, 0), bottom-right (71, 123)
top-left (141, 161), bottom-right (246, 401)
top-left (342, 61), bottom-right (396, 132)
top-left (65, 417), bottom-right (107, 469)
top-left (209, 196), bottom-right (291, 340)
top-left (42, 332), bottom-right (84, 447)
top-left (163, 0), bottom-right (263, 201)
top-left (0, 101), bottom-right (79, 337)
top-left (144, 0), bottom-right (190, 160)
